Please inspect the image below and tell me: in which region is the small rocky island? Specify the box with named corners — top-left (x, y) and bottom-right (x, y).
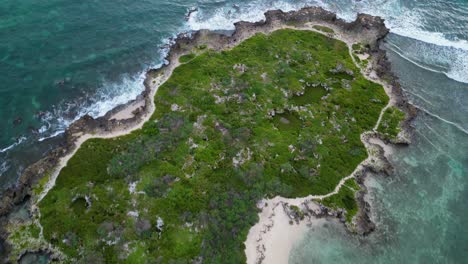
top-left (0, 7), bottom-right (412, 263)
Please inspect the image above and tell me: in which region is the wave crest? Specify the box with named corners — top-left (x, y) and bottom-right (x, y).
top-left (186, 0), bottom-right (468, 84)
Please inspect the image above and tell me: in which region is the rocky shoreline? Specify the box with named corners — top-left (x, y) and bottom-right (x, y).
top-left (0, 6), bottom-right (416, 262)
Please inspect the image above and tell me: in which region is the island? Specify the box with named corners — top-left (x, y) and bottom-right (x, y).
top-left (0, 7), bottom-right (413, 264)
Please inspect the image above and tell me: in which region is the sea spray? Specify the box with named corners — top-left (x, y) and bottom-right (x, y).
top-left (187, 0), bottom-right (468, 84)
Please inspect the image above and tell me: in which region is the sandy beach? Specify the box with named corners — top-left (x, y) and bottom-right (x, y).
top-left (245, 198), bottom-right (328, 264)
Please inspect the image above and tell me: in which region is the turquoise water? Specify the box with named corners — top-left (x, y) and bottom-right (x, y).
top-left (288, 2), bottom-right (468, 262)
top-left (0, 0), bottom-right (467, 262)
top-left (0, 0), bottom-right (192, 187)
top-left (290, 44), bottom-right (468, 262)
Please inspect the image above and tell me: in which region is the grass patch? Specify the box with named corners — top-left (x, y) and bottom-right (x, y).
top-left (292, 86), bottom-right (328, 105)
top-left (352, 43), bottom-right (364, 53)
top-left (313, 25), bottom-right (335, 34)
top-left (6, 221), bottom-right (47, 262)
top-left (272, 111), bottom-right (302, 132)
top-left (361, 59), bottom-right (369, 68)
top-left (71, 197), bottom-right (88, 214)
top-left (32, 171), bottom-right (51, 196)
top-left (179, 53), bottom-right (196, 63)
top-left (377, 106), bottom-right (405, 140)
top-left (353, 54), bottom-right (361, 63)
top-left (319, 178), bottom-right (360, 222)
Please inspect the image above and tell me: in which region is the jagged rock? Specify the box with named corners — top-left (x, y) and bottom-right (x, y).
top-left (12, 117), bottom-right (22, 127)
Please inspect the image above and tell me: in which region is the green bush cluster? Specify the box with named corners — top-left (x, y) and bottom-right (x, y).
top-left (179, 53), bottom-right (197, 63)
top-left (320, 178), bottom-right (360, 222)
top-left (377, 106), bottom-right (405, 140)
top-left (352, 43), bottom-right (364, 52)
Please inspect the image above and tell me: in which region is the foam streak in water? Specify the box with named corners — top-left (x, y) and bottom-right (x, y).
top-left (414, 105), bottom-right (468, 136)
top-left (0, 160), bottom-right (9, 177)
top-left (0, 136), bottom-right (27, 153)
top-left (38, 130), bottom-right (65, 142)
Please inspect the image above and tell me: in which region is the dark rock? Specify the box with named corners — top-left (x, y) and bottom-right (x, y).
top-left (12, 117), bottom-right (22, 127)
top-left (28, 126), bottom-right (39, 134)
top-left (135, 219), bottom-right (152, 235)
top-left (185, 7), bottom-right (198, 21)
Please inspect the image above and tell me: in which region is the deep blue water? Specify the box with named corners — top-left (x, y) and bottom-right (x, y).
top-left (0, 0), bottom-right (467, 262)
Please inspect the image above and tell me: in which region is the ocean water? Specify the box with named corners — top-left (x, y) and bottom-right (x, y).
top-left (289, 43), bottom-right (468, 263)
top-left (287, 1), bottom-right (468, 262)
top-left (0, 0), bottom-right (467, 262)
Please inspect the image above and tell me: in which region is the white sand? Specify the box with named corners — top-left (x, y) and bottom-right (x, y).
top-left (110, 99), bottom-right (146, 121)
top-left (244, 159), bottom-right (366, 264)
top-left (245, 199), bottom-right (327, 264)
top-left (368, 137), bottom-right (395, 157)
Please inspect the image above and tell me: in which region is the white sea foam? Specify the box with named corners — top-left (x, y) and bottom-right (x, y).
top-left (386, 40), bottom-right (468, 84)
top-left (186, 0), bottom-right (324, 31)
top-left (0, 160), bottom-right (10, 177)
top-left (21, 1), bottom-right (468, 146)
top-left (186, 0), bottom-right (468, 83)
top-left (36, 43), bottom-right (171, 144)
top-left (0, 136), bottom-right (27, 154)
top-left (1, 35), bottom-right (175, 155)
top-left (38, 130), bottom-right (65, 142)
top-left (46, 72), bottom-right (147, 132)
top-left (322, 0), bottom-right (468, 83)
top-left (348, 0), bottom-right (468, 83)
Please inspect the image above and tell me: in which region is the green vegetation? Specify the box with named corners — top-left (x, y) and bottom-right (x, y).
top-left (361, 58), bottom-right (369, 68)
top-left (353, 54), bottom-right (361, 62)
top-left (377, 106), bottom-right (406, 140)
top-left (197, 44), bottom-right (208, 50)
top-left (179, 53), bottom-right (196, 63)
top-left (32, 171), bottom-right (51, 196)
top-left (313, 25), bottom-right (335, 34)
top-left (18, 29), bottom-right (388, 263)
top-left (9, 223), bottom-right (40, 242)
top-left (289, 205), bottom-right (305, 220)
top-left (319, 178), bottom-right (360, 222)
top-left (351, 43), bottom-right (371, 68)
top-left (6, 221), bottom-right (48, 262)
top-left (352, 43), bottom-right (364, 52)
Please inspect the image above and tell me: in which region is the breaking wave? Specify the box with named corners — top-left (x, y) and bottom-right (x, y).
top-left (0, 136), bottom-right (27, 154)
top-left (186, 0), bottom-right (468, 83)
top-left (2, 0), bottom-right (467, 164)
top-left (33, 42), bottom-right (171, 145)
